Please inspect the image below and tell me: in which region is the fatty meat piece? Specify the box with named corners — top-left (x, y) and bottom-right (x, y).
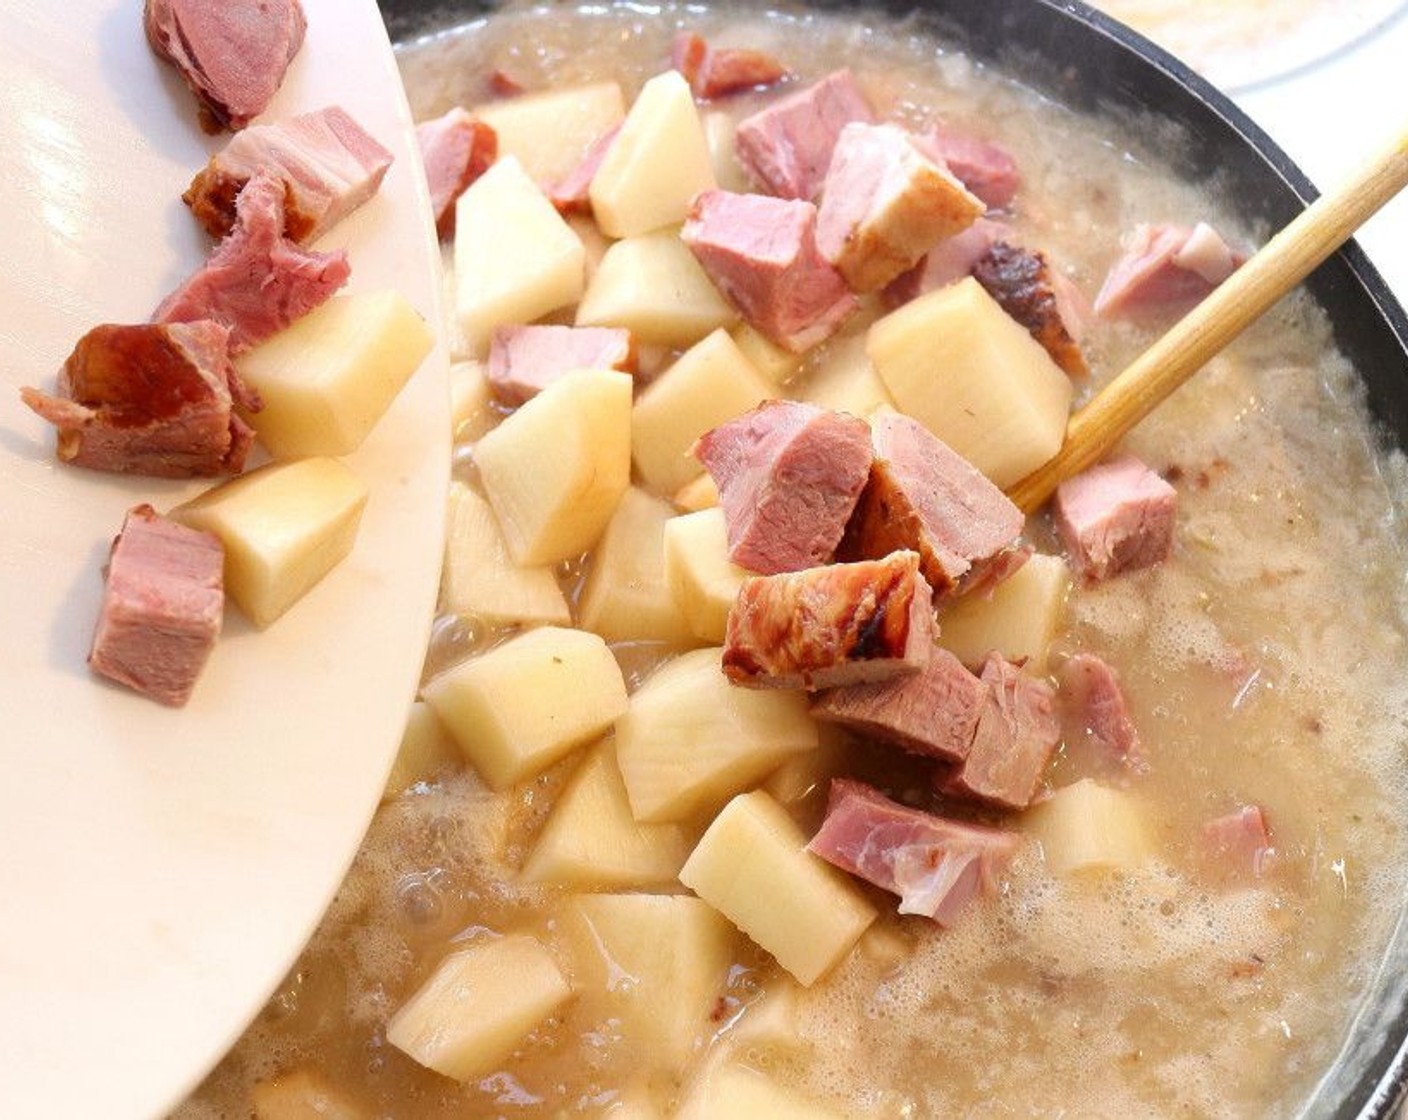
top-left (971, 241), bottom-right (1088, 377)
top-left (910, 126), bottom-right (1020, 211)
top-left (1094, 221), bottom-right (1242, 318)
top-left (486, 324), bottom-right (636, 406)
top-left (1058, 652), bottom-right (1140, 758)
top-left (671, 32), bottom-right (789, 99)
top-left (416, 108), bottom-right (497, 236)
top-left (1053, 454), bottom-right (1178, 583)
top-left (945, 653), bottom-right (1060, 810)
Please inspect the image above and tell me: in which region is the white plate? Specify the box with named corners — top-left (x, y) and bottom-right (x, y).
top-left (0, 2), bottom-right (448, 1116)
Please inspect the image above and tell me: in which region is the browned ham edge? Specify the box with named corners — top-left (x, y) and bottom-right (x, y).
top-left (415, 108), bottom-right (497, 238)
top-left (1053, 454), bottom-right (1178, 583)
top-left (545, 124), bottom-right (619, 216)
top-left (672, 32), bottom-right (789, 99)
top-left (486, 325), bottom-right (636, 406)
top-left (944, 654), bottom-right (1060, 810)
top-left (971, 241), bottom-right (1088, 377)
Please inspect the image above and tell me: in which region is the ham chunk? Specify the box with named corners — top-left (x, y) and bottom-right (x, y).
top-left (1053, 454), bottom-right (1177, 583)
top-left (1059, 653), bottom-right (1139, 758)
top-left (911, 127), bottom-right (1020, 211)
top-left (693, 401), bottom-right (873, 575)
top-left (185, 107), bottom-right (394, 244)
top-left (672, 32), bottom-right (788, 99)
top-left (682, 190), bottom-right (858, 352)
top-left (971, 241), bottom-right (1088, 377)
top-left (883, 217), bottom-right (1010, 307)
top-left (839, 410), bottom-right (1025, 600)
top-left (486, 325), bottom-right (635, 406)
top-left (545, 124), bottom-right (618, 215)
top-left (1202, 805), bottom-right (1275, 877)
top-left (1094, 222), bottom-right (1242, 318)
top-left (946, 654), bottom-right (1059, 809)
top-left (817, 122), bottom-right (985, 293)
top-left (144, 0), bottom-right (306, 131)
top-left (154, 169), bottom-right (350, 354)
top-left (734, 69), bottom-right (874, 200)
top-left (21, 320), bottom-right (256, 477)
top-left (813, 646), bottom-right (986, 762)
top-left (809, 779), bottom-right (1021, 925)
top-left (723, 551), bottom-right (934, 690)
top-left (89, 505), bottom-right (225, 707)
top-left (416, 108), bottom-right (498, 236)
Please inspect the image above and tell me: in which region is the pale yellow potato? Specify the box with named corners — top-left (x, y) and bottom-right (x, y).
top-left (251, 1067), bottom-right (367, 1120)
top-left (474, 369), bottom-right (632, 565)
top-left (616, 648), bottom-right (818, 823)
top-left (576, 229), bottom-right (737, 348)
top-left (938, 553), bottom-right (1071, 672)
top-left (422, 625), bottom-right (628, 790)
top-left (722, 981), bottom-right (805, 1054)
top-left (632, 328), bottom-right (771, 494)
top-left (800, 328), bottom-right (895, 419)
top-left (762, 727), bottom-right (851, 807)
top-left (662, 507), bottom-right (748, 643)
top-left (868, 276), bottom-right (1074, 487)
top-left (1027, 779), bottom-right (1155, 876)
top-left (449, 360), bottom-right (495, 442)
top-left (381, 701), bottom-right (460, 803)
top-left (730, 322), bottom-right (804, 386)
top-left (676, 1063), bottom-right (845, 1120)
top-left (703, 109), bottom-right (752, 193)
top-left (171, 458), bottom-right (367, 629)
top-left (472, 81), bottom-right (625, 185)
top-left (679, 791), bottom-right (876, 986)
top-left (672, 472), bottom-right (719, 512)
top-left (386, 934), bottom-right (571, 1081)
top-left (454, 156), bottom-right (585, 353)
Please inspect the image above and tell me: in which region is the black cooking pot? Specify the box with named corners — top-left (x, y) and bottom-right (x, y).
top-left (377, 2), bottom-right (1408, 1115)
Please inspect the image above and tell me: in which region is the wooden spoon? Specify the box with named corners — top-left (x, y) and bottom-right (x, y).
top-left (1006, 127), bottom-right (1408, 514)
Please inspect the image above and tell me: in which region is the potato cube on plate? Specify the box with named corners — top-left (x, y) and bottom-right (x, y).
top-left (676, 1063), bottom-right (845, 1120)
top-left (1027, 778), bottom-right (1154, 875)
top-left (938, 552), bottom-right (1070, 672)
top-left (472, 81), bottom-right (625, 186)
top-left (663, 507), bottom-right (749, 643)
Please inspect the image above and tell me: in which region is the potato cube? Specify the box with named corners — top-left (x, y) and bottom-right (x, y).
top-left (251, 1068), bottom-right (367, 1120)
top-left (937, 553), bottom-right (1070, 672)
top-left (680, 790), bottom-right (875, 986)
top-left (663, 508), bottom-right (748, 643)
top-left (704, 110), bottom-right (752, 194)
top-left (1027, 779), bottom-right (1154, 875)
top-left (234, 291), bottom-right (434, 459)
top-left (632, 328), bottom-right (771, 494)
top-left (423, 626), bottom-right (628, 789)
top-left (474, 369), bottom-right (632, 565)
top-left (454, 156), bottom-right (585, 353)
top-left (616, 648), bottom-right (818, 823)
top-left (590, 70), bottom-right (716, 239)
top-left (868, 276), bottom-right (1073, 487)
top-left (676, 1064), bottom-right (844, 1120)
top-left (576, 230), bottom-right (737, 348)
top-left (521, 745), bottom-right (689, 888)
top-left (800, 329), bottom-right (894, 419)
top-left (473, 81), bottom-right (625, 186)
top-left (450, 360), bottom-right (495, 442)
top-left (386, 934), bottom-right (571, 1081)
top-left (382, 701), bottom-right (460, 802)
top-left (171, 458), bottom-right (367, 629)
top-left (762, 727), bottom-right (850, 807)
top-left (673, 472), bottom-right (720, 512)
top-left (730, 322), bottom-right (803, 386)
top-left (440, 482), bottom-right (570, 627)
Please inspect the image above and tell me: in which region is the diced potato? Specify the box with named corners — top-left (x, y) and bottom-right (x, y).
top-left (632, 329), bottom-right (771, 494)
top-left (868, 276), bottom-right (1074, 487)
top-left (663, 508), bottom-right (748, 643)
top-left (386, 934), bottom-right (571, 1081)
top-left (423, 626), bottom-right (628, 789)
top-left (521, 744), bottom-right (689, 888)
top-left (938, 553), bottom-right (1071, 672)
top-left (800, 329), bottom-right (894, 419)
top-left (602, 1086), bottom-right (664, 1120)
top-left (676, 1064), bottom-right (845, 1120)
top-left (171, 458), bottom-right (366, 629)
top-left (590, 70), bottom-right (716, 239)
top-left (449, 360), bottom-right (495, 442)
top-left (234, 291), bottom-right (434, 459)
top-left (251, 1068), bottom-right (367, 1120)
top-left (673, 472), bottom-right (720, 512)
top-left (474, 369), bottom-right (632, 565)
top-left (730, 322), bottom-right (803, 386)
top-left (566, 213), bottom-right (613, 284)
top-left (579, 487), bottom-right (696, 645)
top-left (382, 701), bottom-right (460, 802)
top-left (725, 982), bottom-right (806, 1054)
top-left (616, 648), bottom-right (819, 822)
top-left (454, 156), bottom-right (585, 353)
top-left (473, 82), bottom-right (624, 186)
top-left (440, 482), bottom-right (570, 627)
top-left (1027, 779), bottom-right (1155, 875)
top-left (576, 229), bottom-right (737, 348)
top-left (679, 789), bottom-right (876, 986)
top-left (762, 727), bottom-right (850, 807)
top-left (704, 110), bottom-right (752, 194)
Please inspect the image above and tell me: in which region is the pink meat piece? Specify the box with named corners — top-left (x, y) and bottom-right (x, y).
top-left (809, 779), bottom-right (1021, 925)
top-left (693, 400), bottom-right (874, 575)
top-left (20, 320), bottom-right (256, 478)
top-left (89, 505), bottom-right (225, 707)
top-left (1059, 653), bottom-right (1139, 758)
top-left (154, 168), bottom-right (350, 354)
top-left (1094, 222), bottom-right (1242, 318)
top-left (813, 646), bottom-right (987, 762)
top-left (486, 325), bottom-right (636, 406)
top-left (911, 126), bottom-right (1020, 211)
top-left (185, 107), bottom-right (394, 244)
top-left (971, 241), bottom-right (1088, 378)
top-left (144, 0), bottom-right (306, 131)
top-left (672, 32), bottom-right (789, 99)
top-left (682, 189), bottom-right (858, 352)
top-left (416, 108), bottom-right (498, 237)
top-left (946, 654), bottom-right (1060, 809)
top-left (883, 217), bottom-right (1011, 307)
top-left (545, 123), bottom-right (619, 215)
top-left (723, 551), bottom-right (934, 690)
top-left (839, 410), bottom-right (1025, 600)
top-left (1053, 454), bottom-right (1178, 583)
top-left (734, 69), bottom-right (874, 200)
top-left (1202, 805), bottom-right (1275, 877)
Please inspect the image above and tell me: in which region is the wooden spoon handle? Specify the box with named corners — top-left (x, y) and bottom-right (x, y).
top-left (1006, 126), bottom-right (1408, 514)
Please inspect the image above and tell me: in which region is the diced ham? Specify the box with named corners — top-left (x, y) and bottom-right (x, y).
top-left (144, 0), bottom-right (306, 132)
top-left (734, 69), bottom-right (874, 200)
top-left (1053, 454), bottom-right (1178, 583)
top-left (971, 241), bottom-right (1088, 377)
top-left (813, 646), bottom-right (986, 762)
top-left (545, 124), bottom-right (619, 215)
top-left (682, 189), bottom-right (858, 352)
top-left (693, 401), bottom-right (874, 575)
top-left (416, 108), bottom-right (498, 237)
top-left (946, 654), bottom-right (1059, 810)
top-left (816, 122), bottom-right (984, 293)
top-left (883, 217), bottom-right (1010, 308)
top-left (88, 505), bottom-right (225, 707)
top-left (184, 107), bottom-right (394, 244)
top-left (154, 168), bottom-right (350, 354)
top-left (723, 550), bottom-right (934, 690)
top-left (672, 32), bottom-right (789, 99)
top-left (911, 126), bottom-right (1020, 211)
top-left (1202, 805), bottom-right (1275, 877)
top-left (672, 31), bottom-right (709, 84)
top-left (1059, 653), bottom-right (1139, 758)
top-left (839, 409), bottom-right (1025, 600)
top-left (486, 325), bottom-right (636, 406)
top-left (488, 69), bottom-right (526, 98)
top-left (20, 320), bottom-right (256, 478)
top-left (1094, 222), bottom-right (1243, 318)
top-left (809, 779), bottom-right (1021, 925)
